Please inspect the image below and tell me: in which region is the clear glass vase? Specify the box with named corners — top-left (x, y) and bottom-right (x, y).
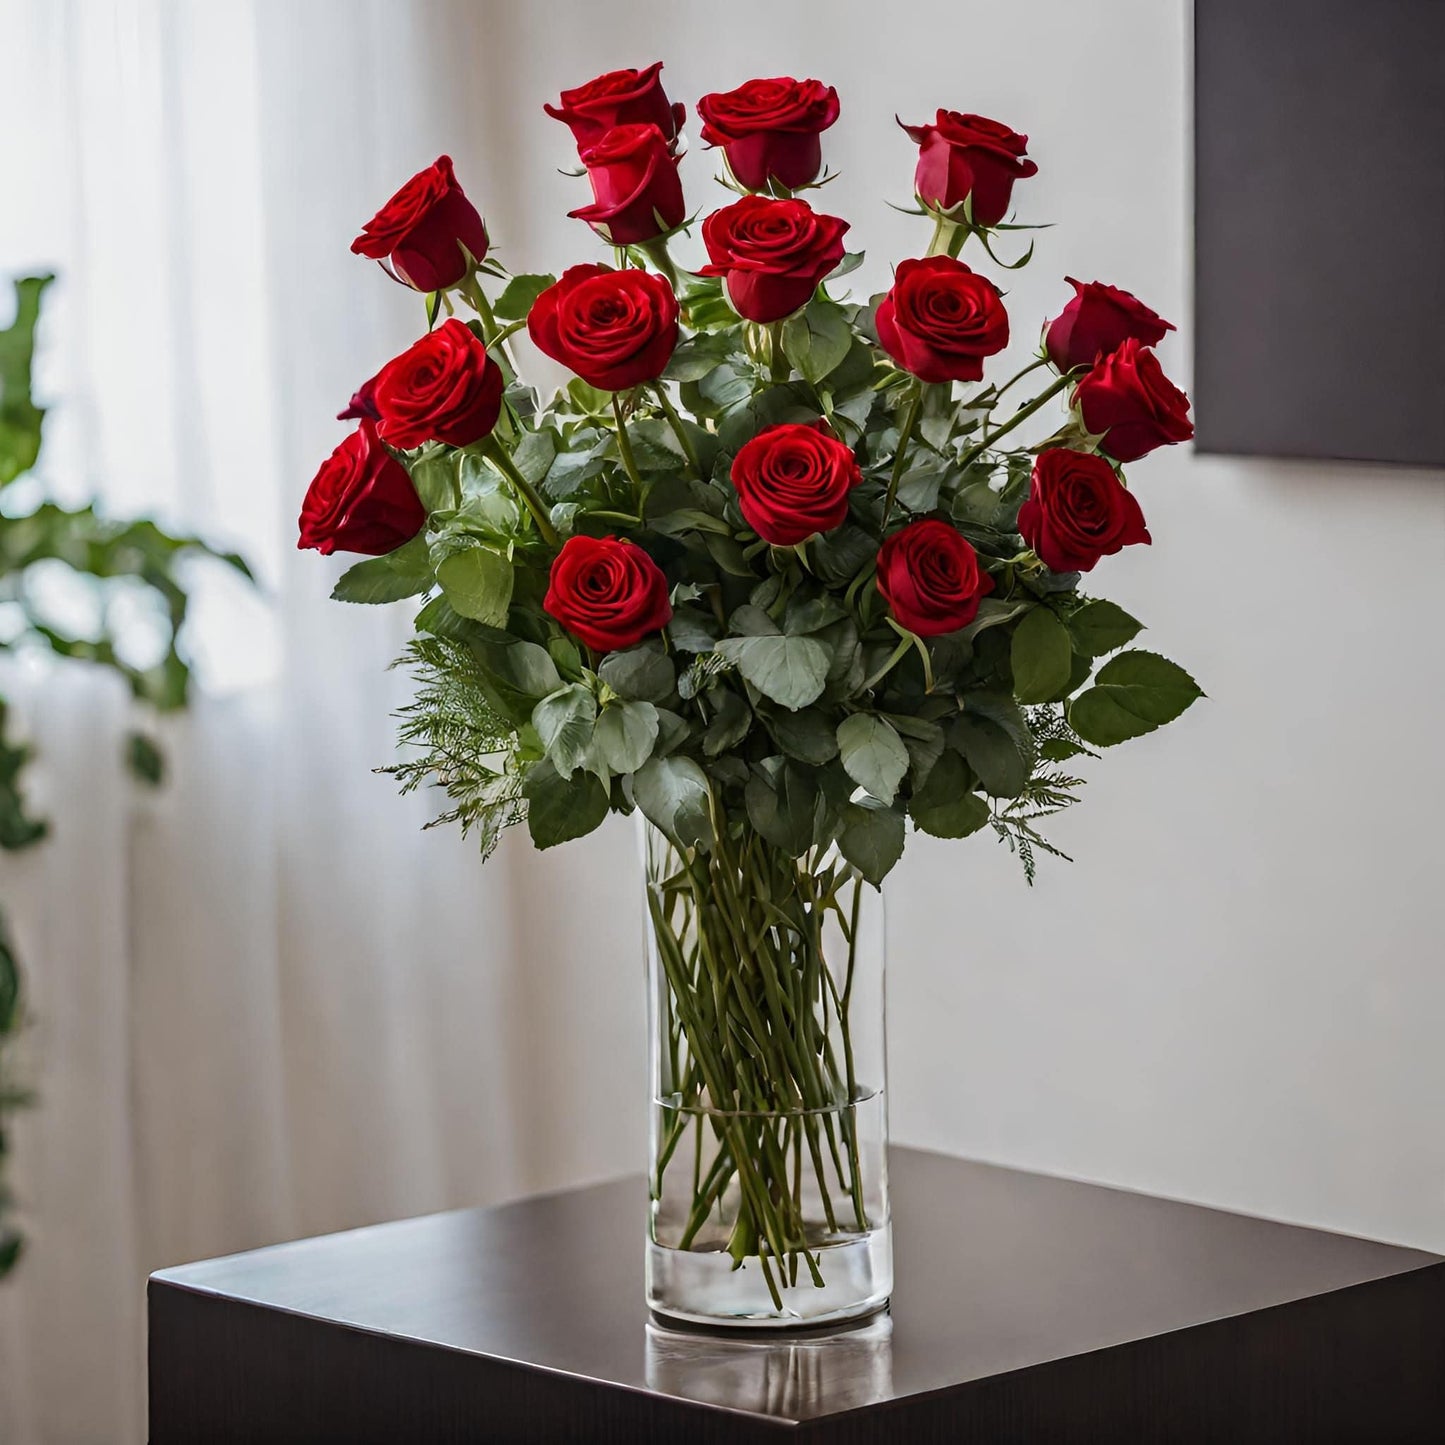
top-left (642, 820), bottom-right (891, 1328)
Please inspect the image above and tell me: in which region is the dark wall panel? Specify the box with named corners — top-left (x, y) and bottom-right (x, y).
top-left (1194, 0), bottom-right (1445, 466)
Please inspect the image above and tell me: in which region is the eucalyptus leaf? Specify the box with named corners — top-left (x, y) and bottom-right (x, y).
top-left (909, 750), bottom-right (989, 838)
top-left (951, 714), bottom-right (1029, 798)
top-left (837, 713), bottom-right (909, 804)
top-left (531, 684), bottom-right (597, 777)
top-left (716, 634), bottom-right (830, 711)
top-left (781, 296), bottom-right (853, 384)
top-left (599, 643), bottom-right (676, 703)
top-left (838, 801), bottom-right (906, 886)
top-left (1010, 606), bottom-right (1072, 704)
top-left (633, 755), bottom-right (714, 848)
top-left (435, 544), bottom-right (513, 626)
top-left (593, 699), bottom-right (660, 773)
top-left (522, 757), bottom-right (609, 848)
top-left (765, 707), bottom-right (839, 765)
top-left (745, 760), bottom-right (818, 856)
top-left (331, 534), bottom-right (433, 604)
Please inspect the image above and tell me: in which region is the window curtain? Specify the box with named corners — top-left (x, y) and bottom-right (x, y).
top-left (0, 3), bottom-right (644, 1439)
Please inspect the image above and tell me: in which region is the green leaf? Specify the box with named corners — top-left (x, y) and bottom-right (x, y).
top-left (470, 636), bottom-right (564, 723)
top-left (598, 642), bottom-right (676, 703)
top-left (435, 544), bottom-right (513, 626)
top-left (765, 707), bottom-right (839, 765)
top-left (1068, 599), bottom-right (1144, 657)
top-left (960, 596), bottom-right (1033, 642)
top-left (531, 684), bottom-right (597, 777)
top-left (1068, 650), bottom-right (1203, 747)
top-left (716, 634), bottom-right (830, 711)
top-left (781, 296), bottom-right (854, 385)
top-left (745, 760), bottom-right (818, 856)
top-left (492, 272), bottom-right (557, 320)
top-left (522, 758), bottom-right (609, 848)
top-left (330, 534), bottom-right (433, 604)
top-left (702, 687), bottom-right (752, 756)
top-left (509, 429), bottom-right (558, 486)
top-left (633, 755), bottom-right (714, 849)
top-left (951, 715), bottom-right (1029, 798)
top-left (838, 801), bottom-right (906, 886)
top-left (1010, 606), bottom-right (1072, 704)
top-left (909, 750), bottom-right (990, 838)
top-left (126, 731), bottom-right (165, 786)
top-left (593, 699), bottom-right (659, 774)
top-left (406, 449), bottom-right (458, 512)
top-left (836, 713), bottom-right (909, 804)
top-left (663, 330), bottom-right (736, 382)
top-left (0, 275), bottom-right (53, 487)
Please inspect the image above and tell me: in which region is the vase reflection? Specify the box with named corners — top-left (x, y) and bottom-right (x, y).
top-left (645, 1311), bottom-right (894, 1422)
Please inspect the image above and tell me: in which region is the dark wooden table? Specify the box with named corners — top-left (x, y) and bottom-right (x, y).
top-left (149, 1147), bottom-right (1445, 1442)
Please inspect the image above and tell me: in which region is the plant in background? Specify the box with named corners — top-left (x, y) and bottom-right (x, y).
top-left (0, 275), bottom-right (251, 1277)
top-left (301, 65), bottom-right (1201, 1324)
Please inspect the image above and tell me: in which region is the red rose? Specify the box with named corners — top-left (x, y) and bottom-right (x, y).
top-left (1018, 448), bottom-right (1151, 574)
top-left (696, 77), bottom-right (840, 191)
top-left (698, 196), bottom-right (849, 324)
top-left (1074, 338), bottom-right (1193, 462)
top-left (1044, 278), bottom-right (1174, 374)
top-left (570, 124), bottom-right (686, 246)
top-left (337, 374), bottom-right (380, 422)
top-left (372, 318), bottom-right (504, 450)
top-left (898, 111), bottom-right (1037, 227)
top-left (544, 62), bottom-right (685, 151)
top-left (350, 156), bottom-right (489, 293)
top-left (543, 535), bottom-right (672, 653)
top-left (875, 256), bottom-right (1009, 383)
top-left (875, 519), bottom-right (994, 637)
top-left (298, 422), bottom-right (425, 557)
top-left (730, 422), bottom-right (861, 546)
top-left (527, 265), bottom-right (679, 393)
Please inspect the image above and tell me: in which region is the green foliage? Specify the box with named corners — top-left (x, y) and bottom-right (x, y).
top-left (313, 188), bottom-right (1200, 905)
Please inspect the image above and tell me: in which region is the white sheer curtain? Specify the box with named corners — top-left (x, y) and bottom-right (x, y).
top-left (0, 3), bottom-right (643, 1439)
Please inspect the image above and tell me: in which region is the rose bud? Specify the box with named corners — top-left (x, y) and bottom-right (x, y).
top-left (372, 318), bottom-right (504, 450)
top-left (337, 373), bottom-right (381, 422)
top-left (696, 77), bottom-right (840, 191)
top-left (1045, 278), bottom-right (1174, 374)
top-left (1073, 338), bottom-right (1194, 462)
top-left (699, 195), bottom-right (849, 324)
top-left (570, 124), bottom-right (686, 246)
top-left (875, 256), bottom-right (1008, 383)
top-left (543, 535), bottom-right (673, 654)
top-left (544, 62), bottom-right (685, 151)
top-left (298, 422), bottom-right (426, 557)
top-left (528, 265), bottom-right (678, 393)
top-left (875, 518), bottom-right (994, 637)
top-left (898, 111), bottom-right (1037, 227)
top-left (1018, 449), bottom-right (1151, 574)
top-left (730, 422), bottom-right (862, 546)
top-left (350, 156), bottom-right (489, 293)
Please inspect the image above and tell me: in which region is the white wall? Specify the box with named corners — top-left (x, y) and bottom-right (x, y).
top-left (489, 0), bottom-right (1445, 1248)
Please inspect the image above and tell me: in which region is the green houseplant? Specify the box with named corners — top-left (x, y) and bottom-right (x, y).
top-left (0, 274), bottom-right (250, 1275)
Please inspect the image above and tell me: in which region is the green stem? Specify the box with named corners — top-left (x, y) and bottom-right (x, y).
top-left (880, 382), bottom-right (925, 530)
top-left (611, 394), bottom-right (646, 502)
top-left (958, 371), bottom-right (1074, 470)
top-left (862, 637), bottom-right (912, 692)
top-left (768, 322), bottom-right (790, 384)
top-left (990, 354), bottom-right (1051, 402)
top-left (480, 437), bottom-right (560, 547)
top-left (649, 384), bottom-right (702, 479)
top-left (640, 238), bottom-right (680, 289)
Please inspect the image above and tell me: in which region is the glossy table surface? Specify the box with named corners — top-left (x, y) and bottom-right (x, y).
top-left (151, 1146), bottom-right (1445, 1438)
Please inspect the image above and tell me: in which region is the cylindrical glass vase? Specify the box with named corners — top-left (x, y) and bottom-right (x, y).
top-left (643, 820), bottom-right (891, 1328)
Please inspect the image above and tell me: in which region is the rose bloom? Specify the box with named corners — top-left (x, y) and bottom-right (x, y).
top-left (730, 422), bottom-right (861, 546)
top-left (1018, 448), bottom-right (1151, 574)
top-left (544, 62), bottom-right (685, 150)
top-left (371, 319), bottom-right (504, 451)
top-left (337, 374), bottom-right (380, 423)
top-left (350, 156), bottom-right (489, 293)
top-left (875, 256), bottom-right (1008, 383)
top-left (1074, 338), bottom-right (1194, 462)
top-left (298, 422), bottom-right (425, 557)
top-left (699, 195), bottom-right (849, 324)
top-left (528, 265), bottom-right (678, 393)
top-left (543, 535), bottom-right (673, 654)
top-left (898, 111), bottom-right (1037, 227)
top-left (1045, 278), bottom-right (1174, 374)
top-left (875, 518), bottom-right (994, 637)
top-left (696, 77), bottom-right (840, 191)
top-left (570, 124), bottom-right (686, 246)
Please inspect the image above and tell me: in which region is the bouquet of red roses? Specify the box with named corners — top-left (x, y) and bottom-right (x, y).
top-left (300, 63), bottom-right (1199, 1324)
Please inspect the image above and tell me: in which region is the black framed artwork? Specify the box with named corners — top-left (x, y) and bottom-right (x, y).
top-left (1194, 0), bottom-right (1445, 466)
